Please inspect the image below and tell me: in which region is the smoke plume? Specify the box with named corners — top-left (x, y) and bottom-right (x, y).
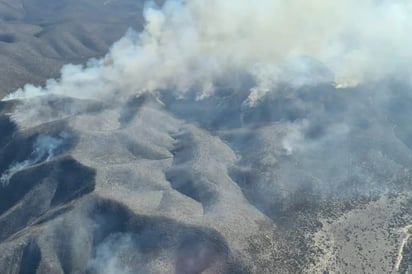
top-left (2, 0), bottom-right (411, 106)
top-left (1, 134), bottom-right (68, 186)
top-left (2, 1), bottom-right (412, 272)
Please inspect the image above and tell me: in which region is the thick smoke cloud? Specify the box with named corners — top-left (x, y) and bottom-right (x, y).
top-left (1, 1), bottom-right (412, 272)
top-left (2, 0), bottom-right (411, 105)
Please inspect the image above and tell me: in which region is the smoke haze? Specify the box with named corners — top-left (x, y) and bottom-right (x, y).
top-left (1, 134), bottom-right (69, 186)
top-left (2, 1), bottom-right (412, 273)
top-left (3, 0), bottom-right (412, 105)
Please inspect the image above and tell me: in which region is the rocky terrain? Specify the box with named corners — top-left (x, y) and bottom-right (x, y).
top-left (0, 0), bottom-right (147, 97)
top-left (1, 1), bottom-right (412, 274)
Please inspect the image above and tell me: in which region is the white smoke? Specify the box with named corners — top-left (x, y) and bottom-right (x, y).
top-left (2, 0), bottom-right (411, 106)
top-left (0, 135), bottom-right (66, 186)
top-left (87, 234), bottom-right (136, 274)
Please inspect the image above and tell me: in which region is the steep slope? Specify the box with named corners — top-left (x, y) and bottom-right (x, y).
top-left (2, 0), bottom-right (412, 273)
top-left (0, 0), bottom-right (146, 97)
top-left (2, 82), bottom-right (412, 273)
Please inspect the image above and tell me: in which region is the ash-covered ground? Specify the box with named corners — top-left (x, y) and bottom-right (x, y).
top-left (1, 1), bottom-right (412, 274)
